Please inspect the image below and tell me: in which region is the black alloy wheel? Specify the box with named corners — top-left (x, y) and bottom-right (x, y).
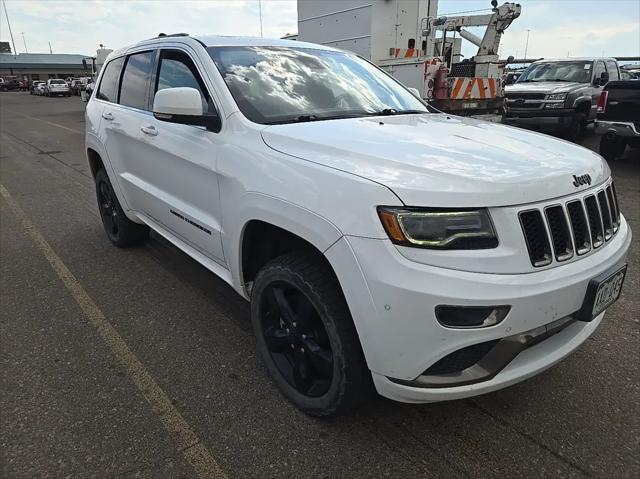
top-left (260, 281), bottom-right (334, 397)
top-left (251, 252), bottom-right (372, 416)
top-left (94, 168), bottom-right (148, 247)
top-left (98, 178), bottom-right (119, 241)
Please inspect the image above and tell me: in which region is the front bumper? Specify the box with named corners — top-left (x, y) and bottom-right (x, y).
top-left (326, 217), bottom-right (631, 403)
top-left (596, 120), bottom-right (640, 138)
top-left (502, 109), bottom-right (574, 130)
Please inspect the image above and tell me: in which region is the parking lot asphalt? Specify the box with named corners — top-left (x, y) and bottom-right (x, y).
top-left (1, 92), bottom-right (638, 479)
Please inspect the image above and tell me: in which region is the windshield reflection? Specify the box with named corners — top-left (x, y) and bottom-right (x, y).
top-left (517, 61), bottom-right (593, 83)
top-left (208, 46), bottom-right (429, 124)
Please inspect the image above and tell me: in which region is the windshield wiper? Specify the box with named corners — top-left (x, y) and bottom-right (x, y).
top-left (294, 114), bottom-right (320, 122)
top-left (368, 108), bottom-right (428, 116)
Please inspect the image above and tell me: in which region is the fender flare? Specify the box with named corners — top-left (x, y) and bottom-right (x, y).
top-left (227, 192), bottom-right (344, 294)
top-left (85, 136), bottom-right (141, 223)
top-left (572, 96), bottom-right (592, 112)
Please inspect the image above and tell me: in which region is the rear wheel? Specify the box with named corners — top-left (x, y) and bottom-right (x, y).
top-left (251, 252), bottom-right (371, 416)
top-left (599, 136), bottom-right (627, 161)
top-left (94, 168), bottom-right (148, 247)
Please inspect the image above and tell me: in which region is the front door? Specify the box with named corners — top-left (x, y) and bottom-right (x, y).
top-left (134, 48), bottom-right (226, 264)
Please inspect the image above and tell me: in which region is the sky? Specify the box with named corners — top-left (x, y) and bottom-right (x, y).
top-left (1, 0), bottom-right (639, 60)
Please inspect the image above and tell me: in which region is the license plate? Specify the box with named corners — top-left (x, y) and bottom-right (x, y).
top-left (577, 265), bottom-right (627, 321)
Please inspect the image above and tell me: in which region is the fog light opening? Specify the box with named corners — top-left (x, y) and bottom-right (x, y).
top-left (435, 305), bottom-right (510, 329)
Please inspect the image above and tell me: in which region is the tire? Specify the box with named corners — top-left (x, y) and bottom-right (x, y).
top-left (564, 112), bottom-right (586, 142)
top-left (94, 168), bottom-right (149, 247)
top-left (251, 251), bottom-right (372, 417)
top-left (599, 136), bottom-right (627, 161)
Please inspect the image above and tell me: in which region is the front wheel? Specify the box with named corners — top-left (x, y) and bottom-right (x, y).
top-left (94, 169), bottom-right (149, 247)
top-left (251, 252), bottom-right (371, 416)
top-left (564, 112), bottom-right (586, 142)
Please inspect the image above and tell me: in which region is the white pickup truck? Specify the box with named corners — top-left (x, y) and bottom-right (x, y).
top-left (85, 34), bottom-right (631, 416)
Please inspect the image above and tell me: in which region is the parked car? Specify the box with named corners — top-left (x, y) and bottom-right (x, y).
top-left (596, 80), bottom-right (640, 161)
top-left (30, 80), bottom-right (42, 94)
top-left (502, 58), bottom-right (620, 141)
top-left (85, 79), bottom-right (95, 95)
top-left (44, 79), bottom-right (71, 97)
top-left (34, 82), bottom-right (47, 96)
top-left (86, 35), bottom-right (631, 416)
top-left (0, 78), bottom-right (21, 91)
top-left (504, 70), bottom-right (524, 85)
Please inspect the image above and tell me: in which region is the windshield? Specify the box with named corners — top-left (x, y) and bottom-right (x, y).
top-left (50, 79), bottom-right (66, 84)
top-left (208, 46), bottom-right (430, 124)
top-left (517, 61), bottom-right (593, 83)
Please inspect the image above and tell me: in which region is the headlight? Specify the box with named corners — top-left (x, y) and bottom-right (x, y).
top-left (377, 207), bottom-right (498, 249)
top-left (547, 93), bottom-right (567, 101)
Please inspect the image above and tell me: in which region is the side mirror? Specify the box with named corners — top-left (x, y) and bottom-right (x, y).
top-left (594, 71), bottom-right (609, 86)
top-left (407, 87), bottom-right (421, 98)
top-left (153, 87), bottom-right (221, 132)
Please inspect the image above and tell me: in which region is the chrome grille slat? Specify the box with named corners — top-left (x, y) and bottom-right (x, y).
top-left (519, 210), bottom-right (552, 267)
top-left (585, 195), bottom-right (604, 248)
top-left (611, 182), bottom-right (621, 225)
top-left (606, 185), bottom-right (619, 232)
top-left (545, 205), bottom-right (574, 261)
top-left (520, 181), bottom-right (621, 267)
top-left (567, 200), bottom-right (591, 255)
top-left (597, 190), bottom-right (613, 241)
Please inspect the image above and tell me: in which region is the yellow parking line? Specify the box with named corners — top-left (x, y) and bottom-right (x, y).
top-left (0, 183), bottom-right (227, 479)
top-left (3, 109), bottom-right (84, 134)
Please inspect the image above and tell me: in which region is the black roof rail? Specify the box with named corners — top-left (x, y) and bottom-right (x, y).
top-left (157, 33), bottom-right (189, 38)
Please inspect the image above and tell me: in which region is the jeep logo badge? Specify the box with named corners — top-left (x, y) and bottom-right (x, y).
top-left (572, 174), bottom-right (592, 187)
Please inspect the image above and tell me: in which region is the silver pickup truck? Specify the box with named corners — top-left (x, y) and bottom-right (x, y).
top-left (502, 58), bottom-right (620, 141)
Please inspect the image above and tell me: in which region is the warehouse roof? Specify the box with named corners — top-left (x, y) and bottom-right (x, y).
top-left (0, 53), bottom-right (88, 68)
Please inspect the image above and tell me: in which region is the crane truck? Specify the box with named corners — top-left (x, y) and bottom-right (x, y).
top-left (295, 0), bottom-right (521, 114)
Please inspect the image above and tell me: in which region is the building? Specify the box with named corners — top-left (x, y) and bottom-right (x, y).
top-left (0, 53), bottom-right (92, 82)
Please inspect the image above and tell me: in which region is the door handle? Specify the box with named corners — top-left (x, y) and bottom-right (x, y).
top-left (140, 125), bottom-right (158, 136)
top-left (102, 112), bottom-right (114, 121)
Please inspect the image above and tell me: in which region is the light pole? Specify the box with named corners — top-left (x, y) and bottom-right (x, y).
top-left (524, 29), bottom-right (531, 60)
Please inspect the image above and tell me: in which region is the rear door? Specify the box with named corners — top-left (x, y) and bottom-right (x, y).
top-left (132, 47), bottom-right (226, 264)
top-left (97, 52), bottom-right (156, 214)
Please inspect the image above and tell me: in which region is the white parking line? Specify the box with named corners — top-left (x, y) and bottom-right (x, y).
top-left (0, 183), bottom-right (227, 479)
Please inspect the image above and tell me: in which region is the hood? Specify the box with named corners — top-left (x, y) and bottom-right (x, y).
top-left (506, 81), bottom-right (585, 95)
top-left (261, 114), bottom-right (609, 207)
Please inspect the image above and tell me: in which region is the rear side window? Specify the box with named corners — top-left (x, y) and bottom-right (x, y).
top-left (120, 51), bottom-right (155, 110)
top-left (605, 61), bottom-right (620, 81)
top-left (593, 61), bottom-right (606, 81)
top-left (97, 56), bottom-right (125, 103)
top-left (155, 50), bottom-right (214, 113)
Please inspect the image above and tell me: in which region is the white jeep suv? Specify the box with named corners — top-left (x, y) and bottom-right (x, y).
top-left (85, 34), bottom-right (631, 416)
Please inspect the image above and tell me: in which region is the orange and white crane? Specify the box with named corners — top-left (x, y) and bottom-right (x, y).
top-left (296, 0), bottom-right (521, 114)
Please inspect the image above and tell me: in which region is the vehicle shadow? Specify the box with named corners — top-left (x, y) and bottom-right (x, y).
top-left (138, 226), bottom-right (637, 478)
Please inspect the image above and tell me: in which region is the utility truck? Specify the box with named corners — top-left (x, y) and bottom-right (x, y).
top-left (295, 0), bottom-right (521, 114)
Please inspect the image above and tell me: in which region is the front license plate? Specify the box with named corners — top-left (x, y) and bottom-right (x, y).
top-left (577, 265), bottom-right (627, 321)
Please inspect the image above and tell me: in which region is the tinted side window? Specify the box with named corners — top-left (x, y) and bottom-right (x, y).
top-left (605, 61), bottom-right (619, 81)
top-left (156, 50), bottom-right (213, 113)
top-left (120, 51), bottom-right (155, 110)
top-left (97, 57), bottom-right (125, 103)
top-left (593, 61), bottom-right (606, 81)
